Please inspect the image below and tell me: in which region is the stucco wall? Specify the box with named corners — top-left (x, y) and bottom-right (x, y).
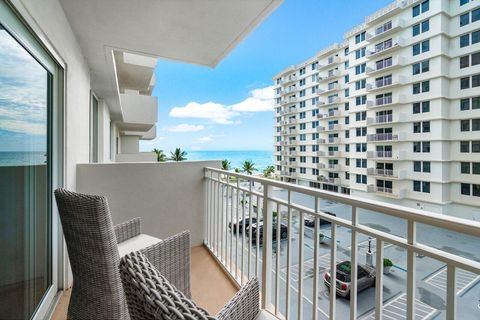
top-left (77, 161), bottom-right (221, 246)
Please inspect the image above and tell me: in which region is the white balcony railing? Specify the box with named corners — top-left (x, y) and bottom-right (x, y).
top-left (366, 132), bottom-right (403, 142)
top-left (204, 167), bottom-right (480, 319)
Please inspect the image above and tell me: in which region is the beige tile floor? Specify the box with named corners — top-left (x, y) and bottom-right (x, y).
top-left (51, 245), bottom-right (238, 319)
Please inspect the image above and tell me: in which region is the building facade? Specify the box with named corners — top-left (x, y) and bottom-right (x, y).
top-left (273, 0), bottom-right (480, 219)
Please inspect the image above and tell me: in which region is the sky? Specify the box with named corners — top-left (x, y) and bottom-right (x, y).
top-left (0, 27), bottom-right (48, 152)
top-left (138, 0), bottom-right (393, 152)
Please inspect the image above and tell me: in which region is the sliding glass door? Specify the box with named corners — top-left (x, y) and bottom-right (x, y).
top-left (0, 1), bottom-right (63, 319)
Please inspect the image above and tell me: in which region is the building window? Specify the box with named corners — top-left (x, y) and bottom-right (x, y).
top-left (355, 31), bottom-right (366, 44)
top-left (461, 77), bottom-right (470, 89)
top-left (460, 0), bottom-right (470, 6)
top-left (413, 19), bottom-right (430, 36)
top-left (461, 162), bottom-right (471, 174)
top-left (413, 0), bottom-right (429, 17)
top-left (461, 13), bottom-right (470, 27)
top-left (355, 95), bottom-right (367, 105)
top-left (355, 47), bottom-right (366, 59)
top-left (355, 63), bottom-right (366, 75)
top-left (413, 40), bottom-right (430, 56)
top-left (461, 183), bottom-right (471, 195)
top-left (413, 60), bottom-right (429, 75)
top-left (460, 34), bottom-right (470, 48)
top-left (473, 52), bottom-right (480, 66)
top-left (473, 119), bottom-right (480, 131)
top-left (461, 141), bottom-right (470, 152)
top-left (356, 174), bottom-right (367, 184)
top-left (473, 74), bottom-right (480, 87)
top-left (461, 120), bottom-right (470, 131)
top-left (413, 101), bottom-right (430, 113)
top-left (413, 81), bottom-right (429, 94)
top-left (460, 55), bottom-right (470, 68)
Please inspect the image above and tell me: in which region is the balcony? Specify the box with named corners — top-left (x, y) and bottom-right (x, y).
top-left (316, 151), bottom-right (326, 157)
top-left (367, 150), bottom-right (406, 160)
top-left (316, 162), bottom-right (326, 169)
top-left (326, 150), bottom-right (342, 157)
top-left (366, 76), bottom-right (405, 92)
top-left (317, 176), bottom-right (340, 184)
top-left (366, 38), bottom-right (404, 58)
top-left (367, 168), bottom-right (405, 179)
top-left (326, 56), bottom-right (341, 66)
top-left (366, 132), bottom-right (404, 142)
top-left (283, 75), bottom-right (298, 84)
top-left (366, 56), bottom-right (405, 75)
top-left (366, 18), bottom-right (405, 42)
top-left (327, 123), bottom-right (343, 131)
top-left (323, 110), bottom-right (343, 119)
top-left (367, 185), bottom-right (406, 199)
top-left (367, 94), bottom-right (405, 108)
top-left (65, 163), bottom-right (480, 320)
top-left (317, 69), bottom-right (341, 83)
top-left (316, 126), bottom-right (326, 132)
top-left (119, 92), bottom-right (158, 132)
top-left (367, 113), bottom-right (406, 125)
top-left (282, 87), bottom-right (297, 95)
top-left (326, 164), bottom-right (343, 171)
top-left (326, 137), bottom-right (342, 144)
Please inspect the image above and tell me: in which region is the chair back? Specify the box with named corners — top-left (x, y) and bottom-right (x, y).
top-left (54, 188), bottom-right (130, 320)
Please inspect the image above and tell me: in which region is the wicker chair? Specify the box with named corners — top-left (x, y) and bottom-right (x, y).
top-left (120, 249), bottom-right (271, 320)
top-left (54, 188), bottom-right (184, 319)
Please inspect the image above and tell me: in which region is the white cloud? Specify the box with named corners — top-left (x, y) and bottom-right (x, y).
top-left (163, 123), bottom-right (204, 132)
top-left (169, 102), bottom-right (238, 124)
top-left (194, 136), bottom-right (213, 144)
top-left (168, 86), bottom-right (274, 124)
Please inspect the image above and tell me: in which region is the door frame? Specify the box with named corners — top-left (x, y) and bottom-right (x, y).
top-left (0, 1), bottom-right (66, 319)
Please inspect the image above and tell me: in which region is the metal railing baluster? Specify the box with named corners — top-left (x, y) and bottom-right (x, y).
top-left (329, 223), bottom-right (337, 320)
top-left (286, 190), bottom-right (292, 319)
top-left (298, 211), bottom-right (304, 320)
top-left (446, 264), bottom-right (456, 319)
top-left (350, 206), bottom-right (358, 320)
top-left (406, 220), bottom-right (416, 320)
top-left (375, 239), bottom-right (384, 320)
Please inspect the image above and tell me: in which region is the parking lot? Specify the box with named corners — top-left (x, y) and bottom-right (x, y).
top-left (218, 185), bottom-right (480, 320)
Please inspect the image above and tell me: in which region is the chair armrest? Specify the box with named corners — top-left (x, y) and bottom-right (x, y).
top-left (141, 230), bottom-right (191, 298)
top-left (114, 217), bottom-right (141, 244)
top-left (217, 278), bottom-right (260, 320)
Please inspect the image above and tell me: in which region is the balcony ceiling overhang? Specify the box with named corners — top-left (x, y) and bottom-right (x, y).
top-left (59, 0), bottom-right (282, 118)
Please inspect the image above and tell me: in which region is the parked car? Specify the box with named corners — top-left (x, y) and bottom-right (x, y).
top-left (304, 212), bottom-right (336, 228)
top-left (228, 217), bottom-right (258, 233)
top-left (324, 261), bottom-right (376, 299)
top-left (249, 222), bottom-right (288, 243)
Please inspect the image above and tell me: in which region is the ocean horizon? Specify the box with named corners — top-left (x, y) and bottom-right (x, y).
top-left (186, 150), bottom-right (274, 171)
top-left (0, 150), bottom-right (274, 171)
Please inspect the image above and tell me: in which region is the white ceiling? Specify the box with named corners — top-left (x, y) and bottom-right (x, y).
top-left (59, 0), bottom-right (282, 118)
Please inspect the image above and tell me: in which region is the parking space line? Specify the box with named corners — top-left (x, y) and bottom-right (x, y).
top-left (424, 266), bottom-right (480, 296)
top-left (360, 293), bottom-right (438, 320)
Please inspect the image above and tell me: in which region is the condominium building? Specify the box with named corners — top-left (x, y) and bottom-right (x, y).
top-left (273, 0), bottom-right (480, 219)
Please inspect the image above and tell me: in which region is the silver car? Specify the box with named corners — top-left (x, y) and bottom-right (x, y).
top-left (324, 261), bottom-right (376, 299)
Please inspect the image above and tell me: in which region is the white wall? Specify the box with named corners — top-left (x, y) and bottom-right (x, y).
top-left (77, 161), bottom-right (221, 246)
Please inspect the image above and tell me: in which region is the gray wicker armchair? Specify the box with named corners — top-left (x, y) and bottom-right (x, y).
top-left (120, 249), bottom-right (269, 320)
top-left (54, 189), bottom-right (168, 319)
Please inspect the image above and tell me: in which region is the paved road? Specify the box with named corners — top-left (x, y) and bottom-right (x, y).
top-left (212, 184), bottom-right (480, 319)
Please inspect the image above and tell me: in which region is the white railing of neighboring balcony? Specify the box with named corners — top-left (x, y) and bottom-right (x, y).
top-left (204, 167), bottom-right (480, 320)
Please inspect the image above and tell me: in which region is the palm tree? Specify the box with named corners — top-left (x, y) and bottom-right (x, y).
top-left (262, 165), bottom-right (275, 178)
top-left (170, 148), bottom-right (187, 161)
top-left (221, 159), bottom-right (231, 171)
top-left (241, 160), bottom-right (257, 175)
top-left (152, 148), bottom-right (167, 162)
top-left (234, 168), bottom-right (241, 173)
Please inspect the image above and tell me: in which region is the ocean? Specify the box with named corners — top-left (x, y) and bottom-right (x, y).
top-left (0, 151), bottom-right (47, 166)
top-left (186, 150), bottom-right (274, 171)
top-left (0, 150), bottom-right (274, 170)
